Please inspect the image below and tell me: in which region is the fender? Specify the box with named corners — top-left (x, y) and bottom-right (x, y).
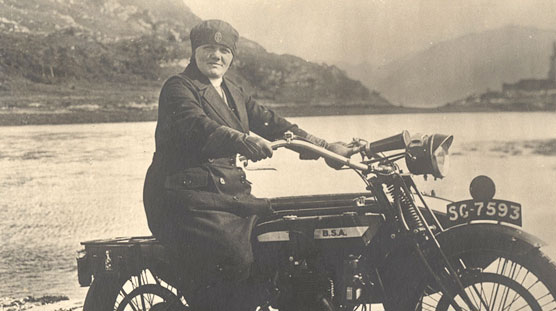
top-left (435, 222), bottom-right (545, 257)
top-left (375, 222), bottom-right (544, 281)
top-left (379, 223), bottom-right (546, 310)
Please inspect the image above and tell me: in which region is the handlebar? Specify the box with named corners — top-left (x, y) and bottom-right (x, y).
top-left (267, 138), bottom-right (370, 171)
top-left (240, 130), bottom-right (450, 178)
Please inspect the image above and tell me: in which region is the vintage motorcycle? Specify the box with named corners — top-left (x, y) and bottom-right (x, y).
top-left (77, 131), bottom-right (556, 310)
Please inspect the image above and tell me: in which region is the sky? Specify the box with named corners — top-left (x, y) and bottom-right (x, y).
top-left (183, 0), bottom-right (556, 67)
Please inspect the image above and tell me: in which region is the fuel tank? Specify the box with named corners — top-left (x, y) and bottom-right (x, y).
top-left (254, 193), bottom-right (385, 264)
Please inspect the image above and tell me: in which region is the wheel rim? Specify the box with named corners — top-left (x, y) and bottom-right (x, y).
top-left (115, 269), bottom-right (188, 311)
top-left (421, 254), bottom-right (556, 311)
top-left (431, 273), bottom-right (541, 311)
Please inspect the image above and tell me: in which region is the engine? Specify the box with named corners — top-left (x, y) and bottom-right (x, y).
top-left (274, 260), bottom-right (335, 310)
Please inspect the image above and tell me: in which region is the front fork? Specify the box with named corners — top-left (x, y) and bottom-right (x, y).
top-left (371, 174), bottom-right (479, 311)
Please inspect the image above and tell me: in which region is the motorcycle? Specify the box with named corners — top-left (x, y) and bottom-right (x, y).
top-left (77, 131), bottom-right (556, 310)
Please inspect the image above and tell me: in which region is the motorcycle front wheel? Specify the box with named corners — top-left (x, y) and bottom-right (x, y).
top-left (419, 248), bottom-right (556, 311)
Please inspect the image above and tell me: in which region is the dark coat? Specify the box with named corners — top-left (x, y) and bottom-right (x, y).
top-left (143, 64), bottom-right (300, 283)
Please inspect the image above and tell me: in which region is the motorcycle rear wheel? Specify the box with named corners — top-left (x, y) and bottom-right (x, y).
top-left (419, 248), bottom-right (556, 311)
top-left (83, 269), bottom-right (188, 311)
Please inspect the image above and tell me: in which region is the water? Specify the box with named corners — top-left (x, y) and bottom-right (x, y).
top-left (0, 112), bottom-right (555, 302)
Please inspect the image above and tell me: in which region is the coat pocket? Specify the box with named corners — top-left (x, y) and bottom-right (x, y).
top-left (164, 167), bottom-right (210, 191)
top-left (205, 161), bottom-right (251, 196)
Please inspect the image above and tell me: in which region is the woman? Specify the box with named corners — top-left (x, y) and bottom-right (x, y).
top-left (143, 19), bottom-right (355, 310)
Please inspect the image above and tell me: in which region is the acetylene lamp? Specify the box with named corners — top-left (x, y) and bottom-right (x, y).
top-left (405, 133), bottom-right (454, 178)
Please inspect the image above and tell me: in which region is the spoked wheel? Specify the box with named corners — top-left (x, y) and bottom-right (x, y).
top-left (116, 284), bottom-right (187, 311)
top-left (420, 249), bottom-right (556, 311)
top-left (83, 269), bottom-right (189, 311)
top-left (430, 273), bottom-right (541, 311)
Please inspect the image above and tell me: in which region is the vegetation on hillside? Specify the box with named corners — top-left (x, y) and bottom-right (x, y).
top-left (0, 0), bottom-right (390, 125)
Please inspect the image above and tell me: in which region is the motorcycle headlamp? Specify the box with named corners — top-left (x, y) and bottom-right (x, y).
top-left (405, 133), bottom-right (453, 178)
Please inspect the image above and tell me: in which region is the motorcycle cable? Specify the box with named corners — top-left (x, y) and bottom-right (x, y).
top-left (361, 151), bottom-right (406, 165)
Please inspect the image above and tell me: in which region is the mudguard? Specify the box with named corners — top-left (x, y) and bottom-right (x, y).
top-left (378, 222), bottom-right (546, 310)
top-left (435, 222), bottom-right (545, 257)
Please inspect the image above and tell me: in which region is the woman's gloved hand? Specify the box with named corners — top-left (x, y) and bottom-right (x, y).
top-left (325, 142), bottom-right (360, 170)
top-left (202, 126), bottom-right (272, 162)
top-left (240, 135), bottom-right (273, 162)
top-left (287, 133), bottom-right (329, 160)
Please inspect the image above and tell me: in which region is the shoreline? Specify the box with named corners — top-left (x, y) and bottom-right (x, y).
top-left (0, 295), bottom-right (82, 311)
top-left (0, 104), bottom-right (553, 127)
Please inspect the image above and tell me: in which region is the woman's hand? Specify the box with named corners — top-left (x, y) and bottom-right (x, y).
top-left (241, 135), bottom-right (273, 162)
top-left (203, 126), bottom-right (273, 162)
top-left (287, 145), bottom-right (321, 160)
top-left (324, 142), bottom-right (360, 169)
top-left (287, 133), bottom-right (328, 160)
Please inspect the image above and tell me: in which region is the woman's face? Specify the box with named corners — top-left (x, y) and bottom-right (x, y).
top-left (194, 44), bottom-right (233, 79)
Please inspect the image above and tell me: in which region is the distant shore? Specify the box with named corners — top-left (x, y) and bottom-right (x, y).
top-left (1, 103), bottom-right (552, 126)
top-left (0, 104), bottom-right (415, 126)
top-left (2, 81), bottom-right (555, 126)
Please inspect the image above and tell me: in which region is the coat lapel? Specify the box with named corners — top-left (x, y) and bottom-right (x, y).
top-left (183, 67), bottom-right (245, 131)
top-left (203, 86), bottom-right (245, 130)
top-left (223, 79), bottom-right (249, 132)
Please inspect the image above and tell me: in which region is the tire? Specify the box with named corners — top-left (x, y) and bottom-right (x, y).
top-left (83, 269), bottom-right (188, 311)
top-left (115, 284), bottom-right (187, 311)
top-left (418, 248), bottom-right (556, 311)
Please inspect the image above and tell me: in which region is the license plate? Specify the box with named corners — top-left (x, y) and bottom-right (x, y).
top-left (446, 199), bottom-right (522, 226)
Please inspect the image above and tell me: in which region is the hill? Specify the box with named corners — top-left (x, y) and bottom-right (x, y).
top-left (0, 0), bottom-right (390, 125)
top-left (342, 25), bottom-right (556, 107)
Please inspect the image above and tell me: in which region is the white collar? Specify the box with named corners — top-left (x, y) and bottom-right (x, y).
top-left (209, 77), bottom-right (223, 88)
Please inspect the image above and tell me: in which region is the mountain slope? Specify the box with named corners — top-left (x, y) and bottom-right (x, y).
top-left (0, 0), bottom-right (200, 40)
top-left (352, 25), bottom-right (556, 107)
top-left (0, 0), bottom-right (389, 119)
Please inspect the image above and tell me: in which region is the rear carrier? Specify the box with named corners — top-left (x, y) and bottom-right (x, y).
top-left (77, 236), bottom-right (164, 287)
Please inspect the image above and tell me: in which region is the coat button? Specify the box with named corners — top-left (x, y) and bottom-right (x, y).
top-left (219, 177), bottom-right (226, 185)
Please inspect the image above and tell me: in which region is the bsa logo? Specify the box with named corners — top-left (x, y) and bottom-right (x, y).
top-left (214, 31), bottom-right (223, 43)
top-left (314, 226), bottom-right (370, 240)
top-left (322, 229), bottom-right (347, 237)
